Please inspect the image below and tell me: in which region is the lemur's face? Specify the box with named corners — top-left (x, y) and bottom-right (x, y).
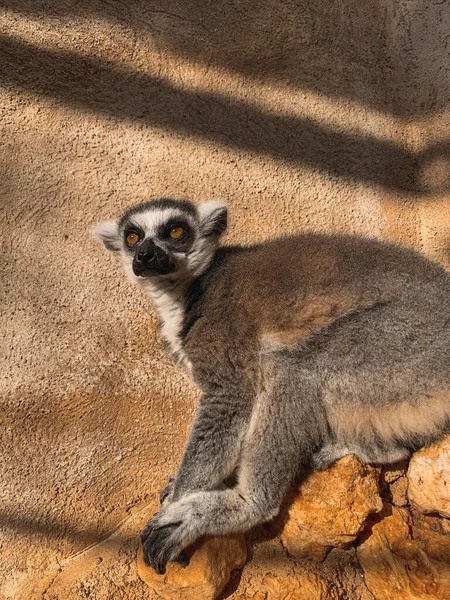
top-left (93, 199), bottom-right (227, 281)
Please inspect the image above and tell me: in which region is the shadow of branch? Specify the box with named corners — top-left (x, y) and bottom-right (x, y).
top-left (3, 34), bottom-right (445, 196)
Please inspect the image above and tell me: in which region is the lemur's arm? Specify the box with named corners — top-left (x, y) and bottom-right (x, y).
top-left (166, 392), bottom-right (253, 504)
top-left (141, 371), bottom-right (318, 574)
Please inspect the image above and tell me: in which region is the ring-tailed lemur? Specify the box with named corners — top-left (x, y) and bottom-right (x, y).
top-left (93, 198), bottom-right (450, 574)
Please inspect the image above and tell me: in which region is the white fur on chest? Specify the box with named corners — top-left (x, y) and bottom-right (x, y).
top-left (146, 283), bottom-right (192, 371)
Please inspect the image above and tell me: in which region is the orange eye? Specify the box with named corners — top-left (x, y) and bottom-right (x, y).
top-left (126, 232), bottom-right (140, 246)
top-left (169, 226), bottom-right (185, 239)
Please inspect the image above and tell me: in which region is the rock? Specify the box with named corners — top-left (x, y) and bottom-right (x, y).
top-left (390, 476), bottom-right (408, 507)
top-left (411, 509), bottom-right (450, 563)
top-left (137, 535), bottom-right (247, 600)
top-left (382, 460), bottom-right (408, 484)
top-left (234, 573), bottom-right (338, 600)
top-left (407, 435), bottom-right (450, 518)
top-left (380, 461), bottom-right (408, 507)
top-left (357, 504), bottom-right (450, 600)
top-left (263, 573), bottom-right (338, 600)
top-left (234, 593), bottom-right (267, 600)
top-left (387, 475), bottom-right (409, 507)
top-left (280, 455), bottom-right (382, 561)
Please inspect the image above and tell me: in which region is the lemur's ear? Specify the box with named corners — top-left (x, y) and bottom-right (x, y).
top-left (91, 220), bottom-right (121, 252)
top-left (198, 201), bottom-right (228, 236)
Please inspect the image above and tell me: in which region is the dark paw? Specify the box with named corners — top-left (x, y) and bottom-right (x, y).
top-left (141, 517), bottom-right (183, 575)
top-left (159, 475), bottom-right (176, 506)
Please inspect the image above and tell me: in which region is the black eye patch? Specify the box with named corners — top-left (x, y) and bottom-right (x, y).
top-left (158, 222), bottom-right (194, 250)
top-left (123, 224), bottom-right (145, 250)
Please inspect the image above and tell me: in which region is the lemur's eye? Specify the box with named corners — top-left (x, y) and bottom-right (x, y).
top-left (169, 226), bottom-right (185, 240)
top-left (126, 232), bottom-right (141, 246)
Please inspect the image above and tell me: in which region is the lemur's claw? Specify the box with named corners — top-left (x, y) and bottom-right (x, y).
top-left (159, 475), bottom-right (176, 506)
top-left (142, 521), bottom-right (184, 573)
top-left (177, 551), bottom-right (190, 568)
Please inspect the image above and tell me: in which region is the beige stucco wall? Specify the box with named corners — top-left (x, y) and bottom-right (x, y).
top-left (1, 1), bottom-right (449, 598)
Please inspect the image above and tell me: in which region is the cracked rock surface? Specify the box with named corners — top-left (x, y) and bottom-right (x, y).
top-left (407, 437), bottom-right (450, 519)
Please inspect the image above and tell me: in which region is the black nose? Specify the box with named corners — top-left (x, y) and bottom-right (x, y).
top-left (136, 248), bottom-right (155, 264)
top-left (132, 240), bottom-right (175, 276)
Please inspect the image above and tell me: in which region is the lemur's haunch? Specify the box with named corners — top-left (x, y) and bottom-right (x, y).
top-left (93, 198), bottom-right (450, 574)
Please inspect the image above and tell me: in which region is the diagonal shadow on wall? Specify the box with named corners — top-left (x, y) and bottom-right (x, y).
top-left (3, 34), bottom-right (449, 196)
top-left (3, 0), bottom-right (450, 118)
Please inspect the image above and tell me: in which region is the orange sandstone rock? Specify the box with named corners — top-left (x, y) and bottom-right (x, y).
top-left (389, 475), bottom-right (409, 507)
top-left (263, 573), bottom-right (338, 600)
top-left (280, 455), bottom-right (382, 561)
top-left (357, 504), bottom-right (450, 600)
top-left (234, 593), bottom-right (267, 600)
top-left (234, 573), bottom-right (338, 600)
top-left (382, 460), bottom-right (408, 484)
top-left (407, 435), bottom-right (450, 518)
top-left (137, 535), bottom-right (247, 600)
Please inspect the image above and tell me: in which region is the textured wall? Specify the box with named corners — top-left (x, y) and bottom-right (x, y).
top-left (1, 1), bottom-right (449, 598)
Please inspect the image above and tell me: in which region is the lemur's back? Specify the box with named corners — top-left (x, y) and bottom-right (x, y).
top-left (217, 232), bottom-right (450, 305)
top-left (199, 233), bottom-right (450, 348)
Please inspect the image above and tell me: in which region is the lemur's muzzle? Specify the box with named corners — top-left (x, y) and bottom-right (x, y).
top-left (132, 240), bottom-right (176, 276)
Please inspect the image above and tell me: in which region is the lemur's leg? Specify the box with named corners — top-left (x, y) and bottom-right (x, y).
top-left (312, 442), bottom-right (410, 471)
top-left (160, 394), bottom-right (253, 506)
top-left (142, 387), bottom-right (318, 573)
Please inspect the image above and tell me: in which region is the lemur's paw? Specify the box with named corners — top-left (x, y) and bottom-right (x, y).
top-left (141, 503), bottom-right (197, 574)
top-left (159, 475), bottom-right (176, 507)
top-left (141, 520), bottom-right (182, 574)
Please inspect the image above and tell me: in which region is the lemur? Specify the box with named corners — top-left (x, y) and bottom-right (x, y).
top-left (93, 198), bottom-right (450, 574)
